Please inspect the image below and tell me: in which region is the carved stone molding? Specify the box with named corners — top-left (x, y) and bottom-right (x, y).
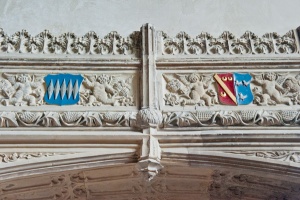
top-left (2, 164), bottom-right (300, 200)
top-left (0, 152), bottom-right (69, 163)
top-left (226, 151), bottom-right (300, 163)
top-left (0, 111), bottom-right (137, 127)
top-left (158, 30), bottom-right (299, 56)
top-left (0, 28), bottom-right (141, 56)
top-left (163, 110), bottom-right (300, 127)
top-left (1, 27), bottom-right (299, 58)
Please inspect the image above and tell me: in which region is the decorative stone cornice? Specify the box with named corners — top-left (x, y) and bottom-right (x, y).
top-left (0, 28), bottom-right (141, 56)
top-left (1, 27), bottom-right (299, 57)
top-left (158, 30), bottom-right (299, 55)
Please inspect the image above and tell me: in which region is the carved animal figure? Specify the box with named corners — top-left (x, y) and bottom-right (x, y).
top-left (83, 74), bottom-right (119, 106)
top-left (252, 72), bottom-right (291, 105)
top-left (1, 74), bottom-right (44, 106)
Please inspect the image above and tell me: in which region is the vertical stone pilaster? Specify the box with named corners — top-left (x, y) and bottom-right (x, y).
top-left (141, 23), bottom-right (158, 109)
top-left (136, 24), bottom-right (163, 181)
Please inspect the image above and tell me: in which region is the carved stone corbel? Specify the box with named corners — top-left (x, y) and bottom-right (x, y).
top-left (136, 132), bottom-right (163, 181)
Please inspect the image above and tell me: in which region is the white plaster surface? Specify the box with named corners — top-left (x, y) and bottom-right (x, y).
top-left (0, 0), bottom-right (299, 36)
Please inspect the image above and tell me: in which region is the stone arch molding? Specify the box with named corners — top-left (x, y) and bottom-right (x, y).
top-left (1, 24), bottom-right (300, 199)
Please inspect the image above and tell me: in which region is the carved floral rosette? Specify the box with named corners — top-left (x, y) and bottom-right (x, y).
top-left (159, 30), bottom-right (298, 55)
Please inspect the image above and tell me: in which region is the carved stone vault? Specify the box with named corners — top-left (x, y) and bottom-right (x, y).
top-left (1, 24), bottom-right (300, 199)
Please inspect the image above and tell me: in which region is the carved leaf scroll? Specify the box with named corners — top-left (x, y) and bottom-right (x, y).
top-left (163, 110), bottom-right (300, 127)
top-left (1, 111), bottom-right (137, 127)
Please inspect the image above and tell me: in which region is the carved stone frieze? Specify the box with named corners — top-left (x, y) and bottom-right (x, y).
top-left (0, 152), bottom-right (69, 163)
top-left (80, 73), bottom-right (136, 106)
top-left (0, 28), bottom-right (141, 56)
top-left (163, 72), bottom-right (300, 107)
top-left (1, 27), bottom-right (298, 57)
top-left (163, 73), bottom-right (218, 106)
top-left (226, 151), bottom-right (300, 163)
top-left (163, 110), bottom-right (300, 127)
top-left (159, 30), bottom-right (298, 56)
top-left (0, 111), bottom-right (136, 127)
top-left (0, 73), bottom-right (137, 107)
top-left (0, 73), bottom-right (45, 106)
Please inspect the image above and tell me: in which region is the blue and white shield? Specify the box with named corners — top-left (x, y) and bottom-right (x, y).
top-left (44, 74), bottom-right (83, 106)
top-left (233, 73), bottom-right (253, 105)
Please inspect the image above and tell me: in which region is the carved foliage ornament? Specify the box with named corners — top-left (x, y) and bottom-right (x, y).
top-left (161, 30), bottom-right (298, 55)
top-left (163, 110), bottom-right (300, 127)
top-left (0, 152), bottom-right (68, 163)
top-left (226, 151), bottom-right (300, 163)
top-left (0, 28), bottom-right (298, 56)
top-left (0, 73), bottom-right (136, 107)
top-left (137, 108), bottom-right (163, 128)
top-left (0, 28), bottom-right (141, 56)
top-left (163, 72), bottom-right (299, 107)
top-left (0, 111), bottom-right (136, 127)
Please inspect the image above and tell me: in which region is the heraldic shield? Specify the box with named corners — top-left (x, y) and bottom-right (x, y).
top-left (214, 73), bottom-right (253, 105)
top-left (44, 74), bottom-right (83, 106)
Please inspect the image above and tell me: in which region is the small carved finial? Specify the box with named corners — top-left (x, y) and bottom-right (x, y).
top-left (136, 158), bottom-right (163, 181)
